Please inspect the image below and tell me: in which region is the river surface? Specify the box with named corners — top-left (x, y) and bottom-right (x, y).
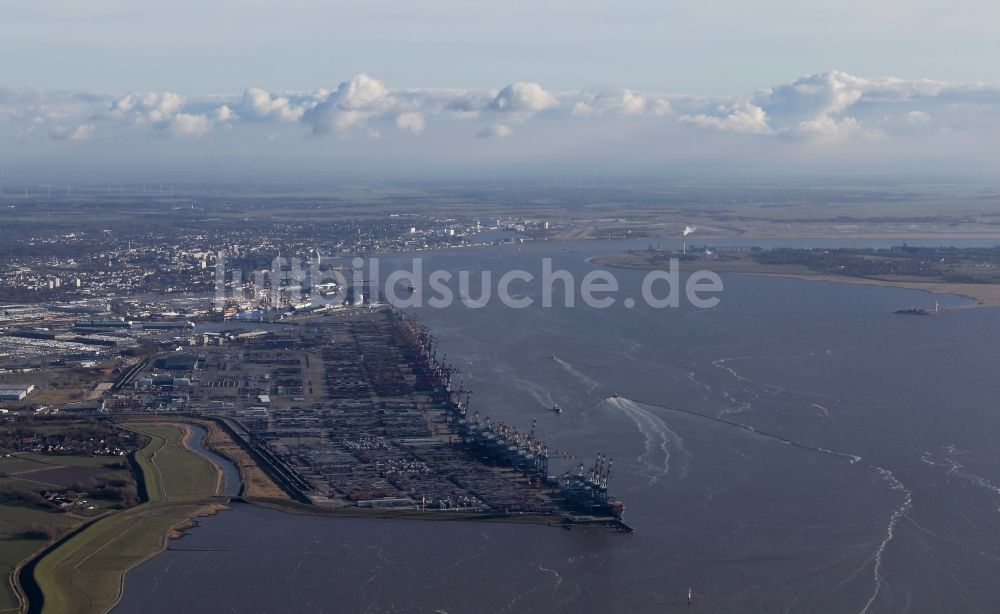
top-left (186, 423), bottom-right (241, 497)
top-left (116, 238), bottom-right (1000, 613)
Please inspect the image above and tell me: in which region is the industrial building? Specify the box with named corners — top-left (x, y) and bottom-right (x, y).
top-left (0, 383), bottom-right (35, 401)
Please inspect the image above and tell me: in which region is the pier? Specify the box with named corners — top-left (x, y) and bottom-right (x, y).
top-left (108, 307), bottom-right (627, 527)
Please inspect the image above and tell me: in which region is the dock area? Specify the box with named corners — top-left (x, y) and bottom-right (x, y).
top-left (110, 307), bottom-right (628, 528)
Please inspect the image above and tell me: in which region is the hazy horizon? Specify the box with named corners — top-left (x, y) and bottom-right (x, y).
top-left (4, 1), bottom-right (1000, 180)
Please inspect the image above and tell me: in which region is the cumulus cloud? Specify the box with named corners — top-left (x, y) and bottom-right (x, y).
top-left (3, 71), bottom-right (1000, 147)
top-left (96, 90), bottom-right (226, 138)
top-left (795, 115), bottom-right (862, 140)
top-left (491, 82), bottom-right (557, 115)
top-left (301, 74), bottom-right (396, 135)
top-left (240, 88), bottom-right (310, 122)
top-left (572, 89), bottom-right (651, 117)
top-left (163, 113), bottom-right (212, 138)
top-left (681, 103), bottom-right (771, 134)
top-left (758, 71), bottom-right (866, 123)
top-left (108, 91), bottom-right (184, 124)
top-left (336, 73), bottom-right (388, 109)
top-left (669, 70), bottom-right (999, 140)
top-left (395, 112), bottom-right (425, 135)
top-left (49, 123), bottom-right (94, 141)
top-left (476, 123), bottom-right (512, 138)
top-left (650, 98), bottom-right (672, 116)
top-left (213, 105), bottom-right (236, 123)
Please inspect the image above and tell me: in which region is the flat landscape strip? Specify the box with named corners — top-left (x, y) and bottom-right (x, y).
top-left (595, 251), bottom-right (1000, 307)
top-left (28, 422), bottom-right (227, 614)
top-left (199, 419), bottom-right (288, 499)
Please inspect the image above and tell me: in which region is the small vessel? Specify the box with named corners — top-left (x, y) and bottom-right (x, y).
top-left (894, 307), bottom-right (933, 316)
top-left (551, 404), bottom-right (562, 414)
top-left (611, 392), bottom-right (620, 398)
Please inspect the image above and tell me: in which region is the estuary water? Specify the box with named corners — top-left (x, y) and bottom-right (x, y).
top-left (116, 238), bottom-right (1000, 613)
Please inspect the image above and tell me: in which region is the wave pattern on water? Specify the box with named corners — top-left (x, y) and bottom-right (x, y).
top-left (615, 395), bottom-right (921, 613)
top-left (921, 446), bottom-right (1000, 510)
top-left (706, 351), bottom-right (867, 424)
top-left (552, 355), bottom-right (599, 394)
top-left (607, 396), bottom-right (689, 482)
top-left (859, 468), bottom-right (913, 614)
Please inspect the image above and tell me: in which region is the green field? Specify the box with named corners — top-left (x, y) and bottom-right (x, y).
top-left (0, 457), bottom-right (51, 474)
top-left (128, 424), bottom-right (220, 502)
top-left (0, 452), bottom-right (137, 613)
top-left (28, 423), bottom-right (224, 614)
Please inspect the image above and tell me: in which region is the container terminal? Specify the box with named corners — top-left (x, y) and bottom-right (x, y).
top-left (104, 307), bottom-right (629, 529)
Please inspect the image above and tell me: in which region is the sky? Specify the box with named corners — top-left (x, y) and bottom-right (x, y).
top-left (2, 0), bottom-right (1000, 181)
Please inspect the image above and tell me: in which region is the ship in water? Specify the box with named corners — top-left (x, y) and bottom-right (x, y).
top-left (394, 312), bottom-right (628, 526)
top-left (895, 301), bottom-right (940, 316)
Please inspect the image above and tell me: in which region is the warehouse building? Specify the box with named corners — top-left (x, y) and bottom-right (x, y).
top-left (0, 384), bottom-right (35, 401)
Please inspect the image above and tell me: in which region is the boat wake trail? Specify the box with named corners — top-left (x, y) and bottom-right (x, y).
top-left (552, 355), bottom-right (599, 393)
top-left (859, 467), bottom-right (912, 614)
top-left (922, 446), bottom-right (1000, 509)
top-left (710, 353), bottom-right (849, 418)
top-left (615, 396), bottom-right (919, 612)
top-left (620, 338), bottom-right (642, 360)
top-left (537, 563), bottom-right (563, 590)
top-left (812, 403), bottom-right (832, 420)
top-left (607, 396), bottom-right (689, 482)
top-left (624, 396), bottom-right (862, 465)
top-left (513, 377), bottom-right (554, 409)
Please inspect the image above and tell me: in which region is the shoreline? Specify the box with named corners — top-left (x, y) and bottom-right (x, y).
top-left (105, 422), bottom-right (232, 614)
top-left (239, 496), bottom-right (632, 531)
top-left (593, 256), bottom-right (1000, 308)
top-left (110, 411), bottom-right (632, 610)
top-left (19, 422), bottom-right (229, 614)
top-left (177, 423), bottom-right (226, 497)
top-left (107, 500), bottom-right (228, 614)
top-left (92, 421), bottom-right (232, 614)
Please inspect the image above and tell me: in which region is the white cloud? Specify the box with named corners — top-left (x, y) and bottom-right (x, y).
top-left (240, 88), bottom-right (309, 122)
top-left (491, 82), bottom-right (557, 114)
top-left (302, 74), bottom-right (393, 135)
top-left (682, 103), bottom-right (771, 134)
top-left (650, 98), bottom-right (672, 116)
top-left (671, 70), bottom-right (997, 139)
top-left (49, 123), bottom-right (94, 141)
top-left (108, 91), bottom-right (184, 124)
top-left (571, 89), bottom-right (650, 117)
top-left (476, 123), bottom-right (512, 138)
top-left (395, 112), bottom-right (425, 135)
top-left (3, 71), bottom-right (1000, 148)
top-left (336, 73), bottom-right (388, 109)
top-left (214, 104), bottom-right (236, 123)
top-left (758, 71), bottom-right (866, 121)
top-left (164, 113), bottom-right (212, 138)
top-left (795, 114), bottom-right (861, 140)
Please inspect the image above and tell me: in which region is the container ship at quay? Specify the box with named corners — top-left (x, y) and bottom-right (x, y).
top-left (395, 312), bottom-right (629, 527)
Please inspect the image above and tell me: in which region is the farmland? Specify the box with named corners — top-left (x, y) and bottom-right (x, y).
top-left (26, 422), bottom-right (224, 614)
top-left (0, 421), bottom-right (139, 613)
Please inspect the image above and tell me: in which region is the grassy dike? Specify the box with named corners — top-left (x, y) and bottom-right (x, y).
top-left (23, 423), bottom-right (225, 614)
